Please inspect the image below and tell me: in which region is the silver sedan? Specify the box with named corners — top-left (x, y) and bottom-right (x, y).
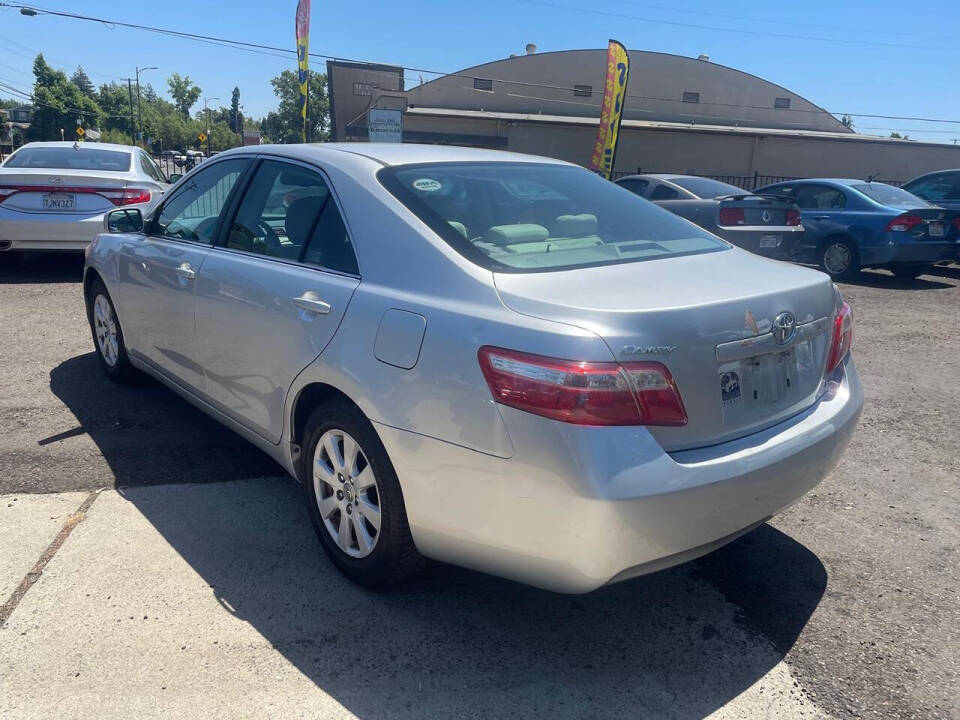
top-left (82, 144), bottom-right (862, 593)
top-left (0, 141), bottom-right (169, 258)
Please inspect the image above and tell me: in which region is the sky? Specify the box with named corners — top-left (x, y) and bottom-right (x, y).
top-left (1, 0), bottom-right (959, 143)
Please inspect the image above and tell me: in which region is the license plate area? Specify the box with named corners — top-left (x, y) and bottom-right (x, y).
top-left (928, 222), bottom-right (944, 238)
top-left (42, 193), bottom-right (76, 210)
top-left (718, 339), bottom-right (817, 422)
top-left (759, 234), bottom-right (781, 248)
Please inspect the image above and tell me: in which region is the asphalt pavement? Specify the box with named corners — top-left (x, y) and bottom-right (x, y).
top-left (0, 252), bottom-right (957, 719)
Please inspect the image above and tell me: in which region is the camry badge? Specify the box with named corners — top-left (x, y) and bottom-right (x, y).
top-left (772, 311), bottom-right (797, 345)
top-left (623, 345), bottom-right (677, 356)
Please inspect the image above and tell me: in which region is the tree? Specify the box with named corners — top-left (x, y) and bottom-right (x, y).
top-left (261, 69), bottom-right (329, 143)
top-left (27, 54), bottom-right (101, 142)
top-left (167, 73), bottom-right (201, 118)
top-left (889, 132), bottom-right (911, 140)
top-left (229, 86), bottom-right (242, 133)
top-left (71, 66), bottom-right (97, 100)
top-left (840, 114), bottom-right (854, 130)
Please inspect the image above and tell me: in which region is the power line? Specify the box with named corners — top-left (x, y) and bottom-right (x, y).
top-left (3, 2), bottom-right (960, 128)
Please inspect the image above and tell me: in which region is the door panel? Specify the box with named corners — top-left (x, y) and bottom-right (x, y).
top-left (194, 255), bottom-right (359, 442)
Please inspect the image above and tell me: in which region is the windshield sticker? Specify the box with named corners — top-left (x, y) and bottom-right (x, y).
top-left (412, 178), bottom-right (442, 192)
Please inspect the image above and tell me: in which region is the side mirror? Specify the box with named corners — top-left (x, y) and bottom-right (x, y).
top-left (168, 173), bottom-right (183, 183)
top-left (105, 208), bottom-right (144, 233)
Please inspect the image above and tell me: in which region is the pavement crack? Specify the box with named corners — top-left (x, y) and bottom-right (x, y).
top-left (0, 488), bottom-right (104, 626)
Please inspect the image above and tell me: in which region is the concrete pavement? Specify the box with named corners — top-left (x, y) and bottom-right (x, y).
top-left (1, 479), bottom-right (828, 719)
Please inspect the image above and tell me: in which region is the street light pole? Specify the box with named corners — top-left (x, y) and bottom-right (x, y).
top-left (203, 97), bottom-right (220, 156)
top-left (135, 66), bottom-right (157, 148)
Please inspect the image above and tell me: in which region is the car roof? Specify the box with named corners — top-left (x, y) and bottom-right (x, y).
top-left (214, 142), bottom-right (573, 169)
top-left (16, 141), bottom-right (135, 153)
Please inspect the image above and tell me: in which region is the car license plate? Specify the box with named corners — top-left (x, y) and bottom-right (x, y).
top-left (929, 223), bottom-right (944, 238)
top-left (759, 234), bottom-right (781, 248)
top-left (42, 193), bottom-right (76, 210)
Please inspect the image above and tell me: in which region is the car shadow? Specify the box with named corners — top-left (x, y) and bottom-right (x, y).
top-left (0, 252), bottom-right (85, 284)
top-left (50, 353), bottom-right (828, 718)
top-left (839, 268), bottom-right (955, 290)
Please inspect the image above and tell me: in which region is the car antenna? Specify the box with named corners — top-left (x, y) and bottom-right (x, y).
top-left (866, 172), bottom-right (881, 183)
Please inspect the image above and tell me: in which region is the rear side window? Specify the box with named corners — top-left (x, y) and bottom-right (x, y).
top-left (378, 162), bottom-right (727, 273)
top-left (224, 160), bottom-right (358, 274)
top-left (5, 147), bottom-right (132, 171)
top-left (793, 185), bottom-right (847, 210)
top-left (649, 184), bottom-right (680, 200)
top-left (903, 173), bottom-right (960, 203)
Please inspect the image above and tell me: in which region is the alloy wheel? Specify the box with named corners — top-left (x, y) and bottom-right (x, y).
top-left (313, 429), bottom-right (382, 558)
top-left (93, 294), bottom-right (119, 367)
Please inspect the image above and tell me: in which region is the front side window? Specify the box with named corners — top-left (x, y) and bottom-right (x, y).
top-left (616, 178), bottom-right (650, 196)
top-left (794, 185), bottom-right (847, 210)
top-left (224, 160), bottom-right (358, 274)
top-left (5, 146), bottom-right (131, 171)
top-left (903, 173), bottom-right (960, 203)
top-left (153, 158), bottom-right (248, 243)
top-left (378, 162), bottom-right (727, 272)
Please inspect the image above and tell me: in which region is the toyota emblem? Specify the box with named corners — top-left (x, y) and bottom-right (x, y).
top-left (772, 312), bottom-right (797, 345)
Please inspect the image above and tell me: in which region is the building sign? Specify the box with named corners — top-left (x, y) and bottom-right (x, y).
top-left (353, 82), bottom-right (375, 96)
top-left (588, 39), bottom-right (630, 180)
top-left (368, 108), bottom-right (402, 143)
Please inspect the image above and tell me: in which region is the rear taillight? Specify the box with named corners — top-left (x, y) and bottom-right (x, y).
top-left (477, 346), bottom-right (687, 426)
top-left (952, 217), bottom-right (960, 231)
top-left (824, 302), bottom-right (854, 375)
top-left (99, 188), bottom-right (151, 206)
top-left (718, 207), bottom-right (746, 226)
top-left (0, 185), bottom-right (149, 206)
top-left (785, 209), bottom-right (801, 226)
top-left (885, 214), bottom-right (923, 232)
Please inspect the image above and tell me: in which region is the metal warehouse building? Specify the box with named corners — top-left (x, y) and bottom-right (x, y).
top-left (327, 49), bottom-right (960, 184)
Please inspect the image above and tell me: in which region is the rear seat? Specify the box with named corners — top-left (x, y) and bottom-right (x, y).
top-left (480, 214), bottom-right (603, 255)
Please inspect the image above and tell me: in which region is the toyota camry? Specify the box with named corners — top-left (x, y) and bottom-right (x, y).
top-left (83, 144), bottom-right (862, 593)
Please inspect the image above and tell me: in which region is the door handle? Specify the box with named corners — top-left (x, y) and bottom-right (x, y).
top-left (292, 292), bottom-right (331, 315)
top-left (175, 262), bottom-right (196, 280)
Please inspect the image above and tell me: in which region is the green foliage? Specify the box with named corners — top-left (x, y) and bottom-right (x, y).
top-left (230, 86), bottom-right (242, 133)
top-left (71, 66), bottom-right (97, 100)
top-left (167, 73), bottom-right (202, 118)
top-left (27, 54), bottom-right (100, 142)
top-left (840, 114), bottom-right (854, 129)
top-left (260, 69), bottom-right (329, 143)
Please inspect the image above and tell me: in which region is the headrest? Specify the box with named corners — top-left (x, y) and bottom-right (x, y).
top-left (285, 196), bottom-right (321, 245)
top-left (484, 223), bottom-right (549, 246)
top-left (553, 214), bottom-right (598, 238)
top-left (448, 221), bottom-right (468, 239)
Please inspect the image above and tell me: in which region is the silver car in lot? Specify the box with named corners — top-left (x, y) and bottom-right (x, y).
top-left (0, 141), bottom-right (169, 258)
top-left (83, 144), bottom-right (862, 593)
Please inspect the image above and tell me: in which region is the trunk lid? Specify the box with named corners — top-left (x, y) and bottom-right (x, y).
top-left (717, 194), bottom-right (796, 227)
top-left (0, 168), bottom-right (133, 213)
top-left (886, 206), bottom-right (956, 241)
top-left (494, 247), bottom-right (836, 451)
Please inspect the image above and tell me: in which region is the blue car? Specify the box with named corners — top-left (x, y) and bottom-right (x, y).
top-left (903, 169), bottom-right (960, 212)
top-left (755, 179), bottom-right (960, 280)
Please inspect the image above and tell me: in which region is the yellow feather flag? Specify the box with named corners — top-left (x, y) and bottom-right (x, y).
top-left (588, 40), bottom-right (630, 180)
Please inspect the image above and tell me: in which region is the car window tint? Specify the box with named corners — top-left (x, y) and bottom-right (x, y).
top-left (302, 194), bottom-right (359, 275)
top-left (140, 152), bottom-right (165, 183)
top-left (649, 184), bottom-right (680, 200)
top-left (852, 183), bottom-right (928, 207)
top-left (4, 146), bottom-right (132, 171)
top-left (794, 185), bottom-right (846, 210)
top-left (224, 160), bottom-right (331, 262)
top-left (154, 158), bottom-right (248, 243)
top-left (616, 178), bottom-right (650, 196)
top-left (903, 173), bottom-right (960, 202)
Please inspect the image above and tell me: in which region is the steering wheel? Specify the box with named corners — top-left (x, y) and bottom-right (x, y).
top-left (257, 219), bottom-right (283, 251)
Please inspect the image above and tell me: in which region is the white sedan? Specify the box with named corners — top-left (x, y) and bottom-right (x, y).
top-left (0, 141), bottom-right (169, 259)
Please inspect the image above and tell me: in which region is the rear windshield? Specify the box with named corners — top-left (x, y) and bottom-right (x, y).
top-left (670, 176), bottom-right (744, 198)
top-left (852, 183), bottom-right (928, 208)
top-left (378, 163), bottom-right (728, 272)
top-left (4, 147), bottom-right (132, 171)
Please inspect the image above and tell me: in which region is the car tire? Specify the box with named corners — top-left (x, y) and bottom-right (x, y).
top-left (889, 263), bottom-right (930, 280)
top-left (299, 400), bottom-right (424, 590)
top-left (818, 238), bottom-right (859, 281)
top-left (85, 278), bottom-right (141, 384)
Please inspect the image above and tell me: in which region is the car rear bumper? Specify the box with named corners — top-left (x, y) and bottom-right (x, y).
top-left (861, 236), bottom-right (960, 265)
top-left (376, 356), bottom-right (863, 593)
top-left (714, 226), bottom-right (804, 259)
top-left (0, 207), bottom-right (108, 251)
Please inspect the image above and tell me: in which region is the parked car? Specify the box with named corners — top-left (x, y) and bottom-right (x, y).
top-left (614, 174), bottom-right (804, 259)
top-left (902, 169), bottom-right (960, 212)
top-left (0, 141), bottom-right (169, 260)
top-left (755, 178), bottom-right (959, 280)
top-left (84, 144), bottom-right (862, 593)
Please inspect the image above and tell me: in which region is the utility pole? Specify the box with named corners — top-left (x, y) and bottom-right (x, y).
top-left (126, 79), bottom-right (136, 141)
top-left (135, 66), bottom-right (157, 148)
top-left (203, 97), bottom-right (220, 156)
